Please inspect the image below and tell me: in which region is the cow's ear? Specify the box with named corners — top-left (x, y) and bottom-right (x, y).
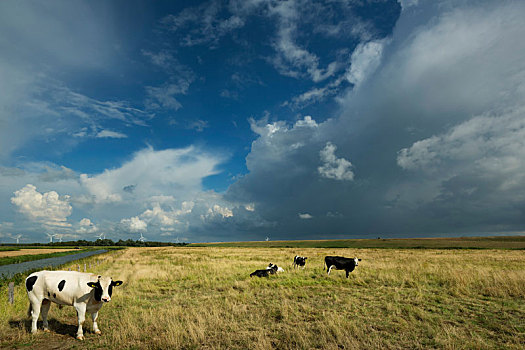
top-left (87, 282), bottom-right (98, 288)
top-left (112, 280), bottom-right (123, 287)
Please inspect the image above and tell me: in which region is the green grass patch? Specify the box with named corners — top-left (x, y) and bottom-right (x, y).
top-left (190, 235), bottom-right (525, 249)
top-left (0, 247), bottom-right (20, 252)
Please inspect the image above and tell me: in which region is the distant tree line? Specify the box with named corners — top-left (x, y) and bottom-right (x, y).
top-left (1, 239), bottom-right (188, 247)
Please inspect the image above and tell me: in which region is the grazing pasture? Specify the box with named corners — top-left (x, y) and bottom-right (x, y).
top-left (190, 235), bottom-right (525, 249)
top-left (1, 246), bottom-right (524, 349)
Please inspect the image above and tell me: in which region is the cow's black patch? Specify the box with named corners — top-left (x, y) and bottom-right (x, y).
top-left (48, 292), bottom-right (50, 297)
top-left (25, 276), bottom-right (38, 292)
top-left (108, 283), bottom-right (113, 297)
top-left (94, 283), bottom-right (102, 301)
top-left (53, 293), bottom-right (56, 298)
top-left (87, 281), bottom-right (103, 301)
top-left (250, 269), bottom-right (270, 277)
top-left (58, 280), bottom-right (66, 291)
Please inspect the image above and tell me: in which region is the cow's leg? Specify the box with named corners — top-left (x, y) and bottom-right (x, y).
top-left (327, 265), bottom-right (334, 275)
top-left (28, 294), bottom-right (42, 334)
top-left (346, 269), bottom-right (350, 278)
top-left (92, 311), bottom-right (101, 334)
top-left (40, 299), bottom-right (51, 332)
top-left (74, 303), bottom-right (87, 340)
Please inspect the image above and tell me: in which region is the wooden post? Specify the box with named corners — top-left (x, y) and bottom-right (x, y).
top-left (84, 263), bottom-right (86, 272)
top-left (8, 282), bottom-right (14, 304)
top-left (78, 265), bottom-right (80, 272)
top-left (89, 263), bottom-right (92, 269)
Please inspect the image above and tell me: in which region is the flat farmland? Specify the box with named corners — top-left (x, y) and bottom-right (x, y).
top-left (0, 249), bottom-right (77, 258)
top-left (1, 246), bottom-right (524, 349)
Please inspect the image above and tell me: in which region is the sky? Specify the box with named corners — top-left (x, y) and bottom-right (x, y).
top-left (1, 0), bottom-right (525, 243)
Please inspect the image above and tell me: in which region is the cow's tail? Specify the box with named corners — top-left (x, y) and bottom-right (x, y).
top-left (27, 303), bottom-right (32, 318)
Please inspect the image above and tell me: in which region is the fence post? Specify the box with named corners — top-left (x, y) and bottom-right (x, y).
top-left (8, 282), bottom-right (14, 304)
top-left (84, 263), bottom-right (86, 272)
top-left (77, 265), bottom-right (80, 272)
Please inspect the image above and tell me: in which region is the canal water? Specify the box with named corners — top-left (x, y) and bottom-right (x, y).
top-left (0, 250), bottom-right (108, 279)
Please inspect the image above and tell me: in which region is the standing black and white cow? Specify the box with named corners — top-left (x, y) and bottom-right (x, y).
top-left (293, 256), bottom-right (307, 268)
top-left (25, 270), bottom-right (123, 340)
top-left (324, 256), bottom-right (361, 278)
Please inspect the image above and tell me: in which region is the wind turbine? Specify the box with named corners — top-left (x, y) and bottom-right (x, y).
top-left (14, 234), bottom-right (22, 244)
top-left (46, 233), bottom-right (56, 243)
top-left (139, 233), bottom-right (147, 243)
top-left (265, 236), bottom-right (270, 242)
top-left (96, 232), bottom-right (105, 240)
top-left (55, 234), bottom-right (63, 243)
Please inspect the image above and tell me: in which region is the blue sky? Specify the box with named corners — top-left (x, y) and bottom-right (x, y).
top-left (1, 0), bottom-right (525, 243)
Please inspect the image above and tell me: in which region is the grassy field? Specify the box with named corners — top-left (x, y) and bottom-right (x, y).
top-left (1, 246), bottom-right (524, 349)
top-left (0, 248), bottom-right (78, 258)
top-left (190, 235), bottom-right (525, 249)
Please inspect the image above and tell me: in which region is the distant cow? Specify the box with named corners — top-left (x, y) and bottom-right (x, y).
top-left (25, 270), bottom-right (123, 340)
top-left (251, 264), bottom-right (278, 278)
top-left (324, 256), bottom-right (361, 278)
top-left (267, 263), bottom-right (284, 273)
top-left (293, 256), bottom-right (307, 268)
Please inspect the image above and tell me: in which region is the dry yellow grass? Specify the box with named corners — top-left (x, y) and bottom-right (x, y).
top-left (1, 247), bottom-right (524, 349)
top-left (0, 249), bottom-right (77, 258)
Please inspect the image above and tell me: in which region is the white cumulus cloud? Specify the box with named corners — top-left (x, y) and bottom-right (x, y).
top-left (346, 40), bottom-right (386, 88)
top-left (11, 184), bottom-right (72, 227)
top-left (318, 142), bottom-right (354, 181)
top-left (120, 216), bottom-right (147, 232)
top-left (78, 218), bottom-right (98, 234)
top-left (80, 146), bottom-right (223, 204)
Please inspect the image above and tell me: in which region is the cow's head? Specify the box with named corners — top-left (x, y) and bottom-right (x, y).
top-left (87, 276), bottom-right (123, 303)
top-left (354, 257), bottom-right (362, 266)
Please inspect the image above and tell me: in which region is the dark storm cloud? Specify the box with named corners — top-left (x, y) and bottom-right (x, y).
top-left (225, 0), bottom-right (525, 239)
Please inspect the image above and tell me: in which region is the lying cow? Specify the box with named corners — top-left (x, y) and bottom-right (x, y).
top-left (293, 256), bottom-right (307, 268)
top-left (25, 270), bottom-right (123, 340)
top-left (324, 256), bottom-right (361, 278)
top-left (267, 263), bottom-right (284, 273)
top-left (250, 264), bottom-right (278, 277)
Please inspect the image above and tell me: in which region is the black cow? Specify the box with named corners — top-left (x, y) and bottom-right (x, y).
top-left (293, 256), bottom-right (307, 268)
top-left (250, 264), bottom-right (278, 277)
top-left (324, 256), bottom-right (361, 278)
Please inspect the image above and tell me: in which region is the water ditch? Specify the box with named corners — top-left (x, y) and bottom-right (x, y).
top-left (0, 250), bottom-right (108, 280)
